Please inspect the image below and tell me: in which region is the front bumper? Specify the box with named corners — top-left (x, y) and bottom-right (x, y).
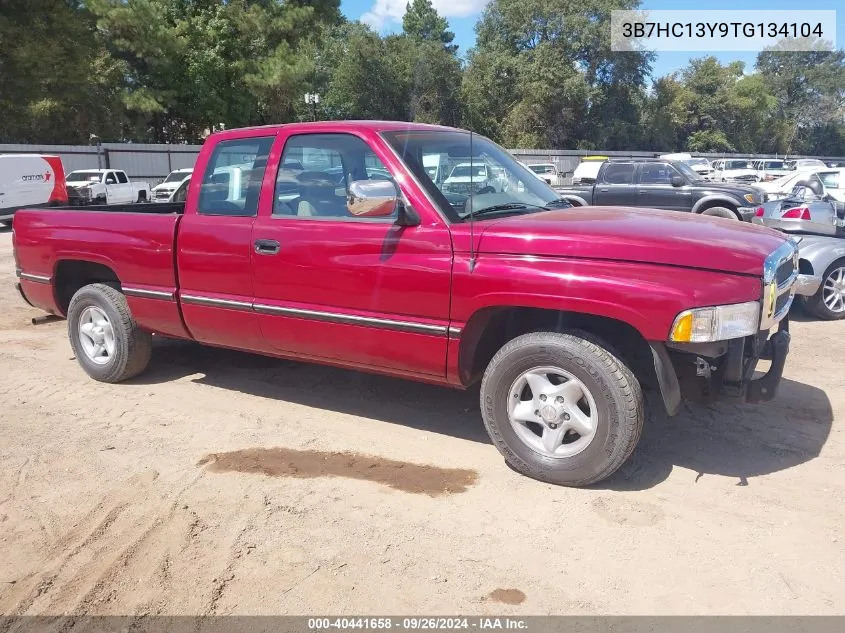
top-left (652, 318), bottom-right (791, 414)
top-left (795, 274), bottom-right (822, 297)
top-left (737, 206), bottom-right (759, 222)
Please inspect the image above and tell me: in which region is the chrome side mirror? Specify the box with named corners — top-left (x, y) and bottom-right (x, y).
top-left (347, 179), bottom-right (398, 217)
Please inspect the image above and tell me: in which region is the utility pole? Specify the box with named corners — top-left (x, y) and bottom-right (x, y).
top-left (304, 93), bottom-right (321, 122)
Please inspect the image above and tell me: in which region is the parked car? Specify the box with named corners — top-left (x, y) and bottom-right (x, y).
top-left (13, 121), bottom-right (815, 487)
top-left (752, 159), bottom-right (789, 182)
top-left (712, 159), bottom-right (760, 184)
top-left (557, 158), bottom-right (765, 220)
top-left (151, 168), bottom-right (193, 202)
top-left (785, 159), bottom-right (828, 171)
top-left (754, 170), bottom-right (817, 200)
top-left (790, 234), bottom-right (845, 320)
top-left (0, 154), bottom-right (68, 224)
top-left (442, 161), bottom-right (501, 195)
top-left (65, 169), bottom-right (151, 205)
top-left (526, 163), bottom-right (565, 187)
top-left (571, 158), bottom-right (606, 184)
top-left (752, 176), bottom-right (845, 237)
top-left (756, 168), bottom-right (845, 202)
top-left (659, 153), bottom-right (715, 179)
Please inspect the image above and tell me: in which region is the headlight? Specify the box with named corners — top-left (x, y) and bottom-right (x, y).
top-left (670, 301), bottom-right (760, 342)
top-left (744, 193), bottom-right (756, 203)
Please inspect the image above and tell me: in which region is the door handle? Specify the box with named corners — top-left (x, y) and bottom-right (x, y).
top-left (638, 191), bottom-right (647, 195)
top-left (254, 239), bottom-right (280, 255)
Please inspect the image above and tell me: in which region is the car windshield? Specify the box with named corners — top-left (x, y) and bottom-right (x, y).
top-left (686, 158), bottom-right (709, 167)
top-left (450, 164), bottom-right (487, 179)
top-left (381, 130), bottom-right (564, 222)
top-left (529, 165), bottom-right (552, 174)
top-left (67, 171), bottom-right (101, 182)
top-left (764, 161), bottom-right (784, 169)
top-left (725, 160), bottom-right (751, 170)
top-left (673, 161), bottom-right (702, 182)
top-left (163, 171), bottom-right (190, 183)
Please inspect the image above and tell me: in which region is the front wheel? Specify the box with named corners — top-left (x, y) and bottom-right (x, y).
top-left (67, 283), bottom-right (152, 382)
top-left (700, 206), bottom-right (739, 220)
top-left (480, 331), bottom-right (643, 487)
top-left (804, 259), bottom-right (845, 320)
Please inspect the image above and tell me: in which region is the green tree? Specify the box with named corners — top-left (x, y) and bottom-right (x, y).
top-left (756, 41), bottom-right (845, 155)
top-left (462, 0), bottom-right (652, 148)
top-left (402, 0), bottom-right (457, 52)
top-left (0, 0), bottom-right (125, 143)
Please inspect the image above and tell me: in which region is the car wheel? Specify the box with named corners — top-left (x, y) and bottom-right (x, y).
top-left (480, 331), bottom-right (643, 487)
top-left (804, 259), bottom-right (845, 320)
top-left (700, 206), bottom-right (739, 220)
top-left (67, 283), bottom-right (153, 382)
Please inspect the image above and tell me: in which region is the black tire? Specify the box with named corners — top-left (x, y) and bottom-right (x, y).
top-left (137, 191), bottom-right (147, 203)
top-left (700, 206), bottom-right (739, 220)
top-left (804, 258), bottom-right (845, 320)
top-left (480, 331), bottom-right (643, 487)
top-left (67, 283), bottom-right (152, 382)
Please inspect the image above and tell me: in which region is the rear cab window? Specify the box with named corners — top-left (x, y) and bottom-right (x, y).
top-left (600, 162), bottom-right (635, 185)
top-left (198, 136), bottom-right (274, 216)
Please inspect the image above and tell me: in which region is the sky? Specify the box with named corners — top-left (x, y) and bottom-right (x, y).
top-left (339, 0), bottom-right (843, 78)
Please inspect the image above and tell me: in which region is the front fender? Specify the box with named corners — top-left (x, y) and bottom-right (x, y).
top-left (796, 235), bottom-right (845, 277)
top-left (450, 254), bottom-right (762, 342)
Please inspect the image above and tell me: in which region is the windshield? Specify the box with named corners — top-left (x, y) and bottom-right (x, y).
top-left (67, 171), bottom-right (101, 182)
top-left (381, 130), bottom-right (564, 222)
top-left (673, 161), bottom-right (702, 181)
top-left (686, 158), bottom-right (710, 168)
top-left (763, 161), bottom-right (784, 169)
top-left (449, 164), bottom-right (487, 179)
top-left (724, 160), bottom-right (751, 170)
top-left (163, 171), bottom-right (191, 183)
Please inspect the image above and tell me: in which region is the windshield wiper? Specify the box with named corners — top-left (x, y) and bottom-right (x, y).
top-left (462, 203), bottom-right (533, 219)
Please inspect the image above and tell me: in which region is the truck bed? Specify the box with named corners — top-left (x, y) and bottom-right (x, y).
top-left (13, 206), bottom-right (184, 333)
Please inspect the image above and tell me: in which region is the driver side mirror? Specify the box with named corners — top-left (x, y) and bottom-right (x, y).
top-left (347, 179), bottom-right (420, 226)
top-left (671, 175), bottom-right (685, 187)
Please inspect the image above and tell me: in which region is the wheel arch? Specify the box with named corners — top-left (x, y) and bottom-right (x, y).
top-left (691, 196), bottom-right (740, 215)
top-left (53, 259), bottom-right (121, 316)
top-left (457, 305), bottom-right (660, 393)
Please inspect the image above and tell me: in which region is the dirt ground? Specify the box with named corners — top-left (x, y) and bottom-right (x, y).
top-left (0, 226), bottom-right (843, 616)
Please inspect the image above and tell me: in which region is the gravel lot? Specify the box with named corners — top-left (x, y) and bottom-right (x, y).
top-left (0, 226), bottom-right (843, 615)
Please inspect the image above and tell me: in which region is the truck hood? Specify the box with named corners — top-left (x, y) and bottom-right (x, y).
top-left (475, 206), bottom-right (787, 276)
top-left (695, 181), bottom-right (759, 197)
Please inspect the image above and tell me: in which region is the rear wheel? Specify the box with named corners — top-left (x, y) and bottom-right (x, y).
top-left (804, 259), bottom-right (845, 320)
top-left (480, 331), bottom-right (643, 487)
top-left (700, 206), bottom-right (739, 220)
top-left (137, 191), bottom-right (147, 203)
top-left (67, 283), bottom-right (152, 382)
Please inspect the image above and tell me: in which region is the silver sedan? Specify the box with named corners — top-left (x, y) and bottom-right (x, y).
top-left (751, 178), bottom-right (845, 237)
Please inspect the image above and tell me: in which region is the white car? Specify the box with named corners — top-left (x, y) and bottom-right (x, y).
top-left (659, 153), bottom-right (714, 179)
top-left (756, 169), bottom-right (845, 201)
top-left (712, 159), bottom-right (760, 184)
top-left (66, 169), bottom-right (151, 204)
top-left (151, 168), bottom-right (193, 202)
top-left (785, 159), bottom-right (828, 171)
top-left (526, 163), bottom-right (564, 187)
top-left (752, 159), bottom-right (789, 182)
top-left (442, 162), bottom-right (497, 195)
top-left (0, 154), bottom-right (68, 223)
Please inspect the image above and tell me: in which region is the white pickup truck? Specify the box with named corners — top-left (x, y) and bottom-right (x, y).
top-left (65, 169), bottom-right (151, 205)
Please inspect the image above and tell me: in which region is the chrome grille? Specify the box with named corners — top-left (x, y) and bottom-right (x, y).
top-left (761, 241), bottom-right (798, 330)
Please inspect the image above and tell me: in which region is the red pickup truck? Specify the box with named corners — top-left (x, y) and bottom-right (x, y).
top-left (12, 121), bottom-right (814, 487)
